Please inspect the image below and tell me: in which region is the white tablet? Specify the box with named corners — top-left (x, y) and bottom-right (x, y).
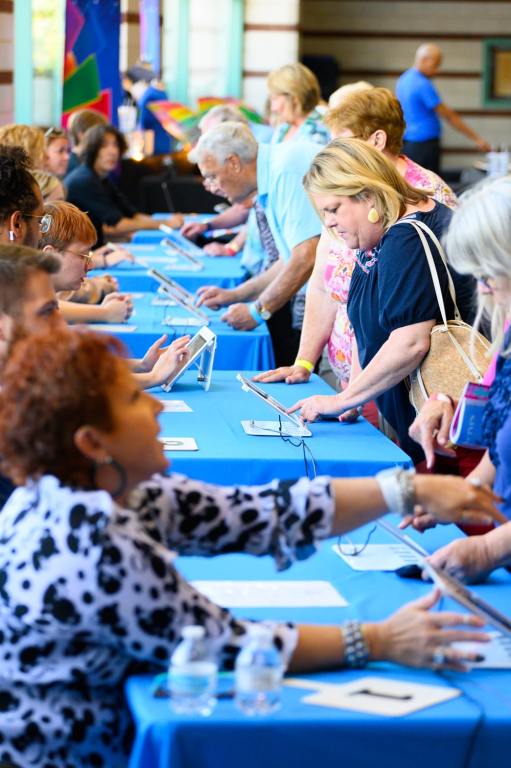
top-left (159, 225), bottom-right (205, 258)
top-left (236, 373), bottom-right (312, 437)
top-left (378, 519), bottom-right (511, 638)
top-left (148, 268), bottom-right (209, 323)
top-left (161, 238), bottom-right (204, 271)
top-left (162, 326), bottom-right (216, 392)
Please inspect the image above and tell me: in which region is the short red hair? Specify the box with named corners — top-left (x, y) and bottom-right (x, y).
top-left (39, 200), bottom-right (97, 250)
top-left (0, 328), bottom-right (127, 487)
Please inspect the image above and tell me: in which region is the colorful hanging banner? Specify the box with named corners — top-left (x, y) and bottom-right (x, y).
top-left (62, 0), bottom-right (122, 127)
top-left (148, 97), bottom-right (265, 146)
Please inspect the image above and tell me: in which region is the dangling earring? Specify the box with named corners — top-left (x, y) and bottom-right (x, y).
top-left (367, 208), bottom-right (380, 224)
top-left (8, 230), bottom-right (15, 242)
top-left (90, 456), bottom-right (128, 499)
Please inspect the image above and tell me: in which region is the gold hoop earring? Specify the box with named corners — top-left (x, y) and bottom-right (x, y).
top-left (367, 208), bottom-right (380, 224)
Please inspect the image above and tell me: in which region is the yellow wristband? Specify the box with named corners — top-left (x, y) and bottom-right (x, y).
top-left (295, 358), bottom-right (314, 373)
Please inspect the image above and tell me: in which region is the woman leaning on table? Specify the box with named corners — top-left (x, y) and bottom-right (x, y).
top-left (255, 87), bottom-right (457, 391)
top-left (287, 139), bottom-right (476, 464)
top-left (0, 328), bottom-right (500, 767)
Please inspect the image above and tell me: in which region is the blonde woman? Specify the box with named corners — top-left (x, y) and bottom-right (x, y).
top-left (256, 88), bottom-right (457, 392)
top-left (268, 62), bottom-right (330, 145)
top-left (31, 169), bottom-right (65, 202)
top-left (0, 123), bottom-right (46, 168)
top-left (44, 126), bottom-right (71, 178)
top-left (287, 139), bottom-right (475, 464)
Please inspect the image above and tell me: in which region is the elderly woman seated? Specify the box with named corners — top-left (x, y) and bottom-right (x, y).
top-left (0, 327), bottom-right (498, 766)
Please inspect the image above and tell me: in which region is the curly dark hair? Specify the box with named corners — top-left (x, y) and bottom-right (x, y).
top-left (0, 145), bottom-right (40, 224)
top-left (80, 124), bottom-right (128, 169)
top-left (0, 328), bottom-right (128, 487)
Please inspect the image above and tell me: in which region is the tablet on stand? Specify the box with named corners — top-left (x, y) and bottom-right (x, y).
top-left (236, 373), bottom-right (312, 438)
top-left (148, 268), bottom-right (210, 327)
top-left (160, 237), bottom-right (204, 272)
top-left (378, 519), bottom-right (511, 639)
top-left (159, 225), bottom-right (205, 260)
top-left (162, 326), bottom-right (217, 392)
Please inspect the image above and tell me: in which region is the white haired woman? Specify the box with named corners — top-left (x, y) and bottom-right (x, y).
top-left (412, 177), bottom-right (511, 580)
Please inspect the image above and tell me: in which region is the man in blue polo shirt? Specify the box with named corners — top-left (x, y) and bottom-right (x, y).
top-left (190, 121), bottom-right (321, 366)
top-left (396, 43), bottom-right (490, 174)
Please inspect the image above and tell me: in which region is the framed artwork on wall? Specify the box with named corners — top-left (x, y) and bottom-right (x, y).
top-left (483, 38), bottom-right (511, 108)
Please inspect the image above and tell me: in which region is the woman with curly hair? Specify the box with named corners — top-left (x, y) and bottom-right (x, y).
top-left (0, 328), bottom-right (498, 766)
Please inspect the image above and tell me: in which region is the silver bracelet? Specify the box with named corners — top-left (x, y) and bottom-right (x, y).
top-left (376, 467), bottom-right (416, 517)
top-left (342, 620), bottom-right (370, 668)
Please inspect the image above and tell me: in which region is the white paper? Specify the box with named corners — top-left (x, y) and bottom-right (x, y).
top-left (86, 324), bottom-right (137, 333)
top-left (190, 580), bottom-right (347, 608)
top-left (454, 632), bottom-right (511, 669)
top-left (158, 400), bottom-right (192, 413)
top-left (333, 543), bottom-right (423, 572)
top-left (159, 436), bottom-right (198, 451)
top-left (296, 676), bottom-right (460, 717)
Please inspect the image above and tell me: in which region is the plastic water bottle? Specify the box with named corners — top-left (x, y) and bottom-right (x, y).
top-left (168, 626), bottom-right (217, 716)
top-left (487, 149), bottom-right (500, 177)
top-left (235, 625), bottom-right (284, 715)
top-left (498, 145), bottom-right (509, 177)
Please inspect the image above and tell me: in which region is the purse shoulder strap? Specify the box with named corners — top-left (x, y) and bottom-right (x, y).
top-left (394, 217), bottom-right (461, 324)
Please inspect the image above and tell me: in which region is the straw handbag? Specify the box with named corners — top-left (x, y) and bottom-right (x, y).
top-left (395, 218), bottom-right (490, 414)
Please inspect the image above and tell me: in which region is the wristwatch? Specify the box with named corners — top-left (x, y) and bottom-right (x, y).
top-left (255, 301), bottom-right (272, 321)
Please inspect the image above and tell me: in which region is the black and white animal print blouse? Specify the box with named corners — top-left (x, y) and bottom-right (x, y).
top-left (0, 472), bottom-right (334, 767)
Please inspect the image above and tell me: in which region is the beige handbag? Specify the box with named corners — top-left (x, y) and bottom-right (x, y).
top-left (395, 218), bottom-right (491, 414)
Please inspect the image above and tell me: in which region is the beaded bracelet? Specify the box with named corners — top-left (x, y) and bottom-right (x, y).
top-left (342, 620), bottom-right (370, 668)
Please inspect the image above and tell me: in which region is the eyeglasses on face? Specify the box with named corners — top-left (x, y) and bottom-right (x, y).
top-left (21, 212), bottom-right (53, 234)
top-left (61, 248), bottom-right (93, 265)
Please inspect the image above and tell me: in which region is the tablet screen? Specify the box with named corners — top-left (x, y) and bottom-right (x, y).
top-left (237, 374), bottom-right (305, 429)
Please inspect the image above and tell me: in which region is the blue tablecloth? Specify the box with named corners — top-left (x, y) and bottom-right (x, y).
top-left (126, 520), bottom-right (511, 768)
top-left (156, 371), bottom-right (411, 483)
top-left (96, 295), bottom-right (274, 370)
top-left (132, 214), bottom-right (241, 245)
top-left (89, 243), bottom-right (246, 292)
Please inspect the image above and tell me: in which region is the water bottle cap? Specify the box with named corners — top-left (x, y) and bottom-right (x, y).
top-left (182, 625), bottom-right (205, 639)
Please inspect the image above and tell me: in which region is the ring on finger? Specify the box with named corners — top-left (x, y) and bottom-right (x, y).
top-left (468, 477), bottom-right (482, 488)
top-left (432, 647), bottom-right (447, 666)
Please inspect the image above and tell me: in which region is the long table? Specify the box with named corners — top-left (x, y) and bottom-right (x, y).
top-left (156, 371), bottom-right (412, 483)
top-left (126, 520), bottom-right (511, 768)
top-left (99, 295), bottom-right (274, 370)
top-left (89, 242), bottom-right (246, 293)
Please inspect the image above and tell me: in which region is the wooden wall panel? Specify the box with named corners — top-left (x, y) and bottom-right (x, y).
top-left (242, 0), bottom-right (300, 112)
top-left (300, 0), bottom-right (511, 168)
